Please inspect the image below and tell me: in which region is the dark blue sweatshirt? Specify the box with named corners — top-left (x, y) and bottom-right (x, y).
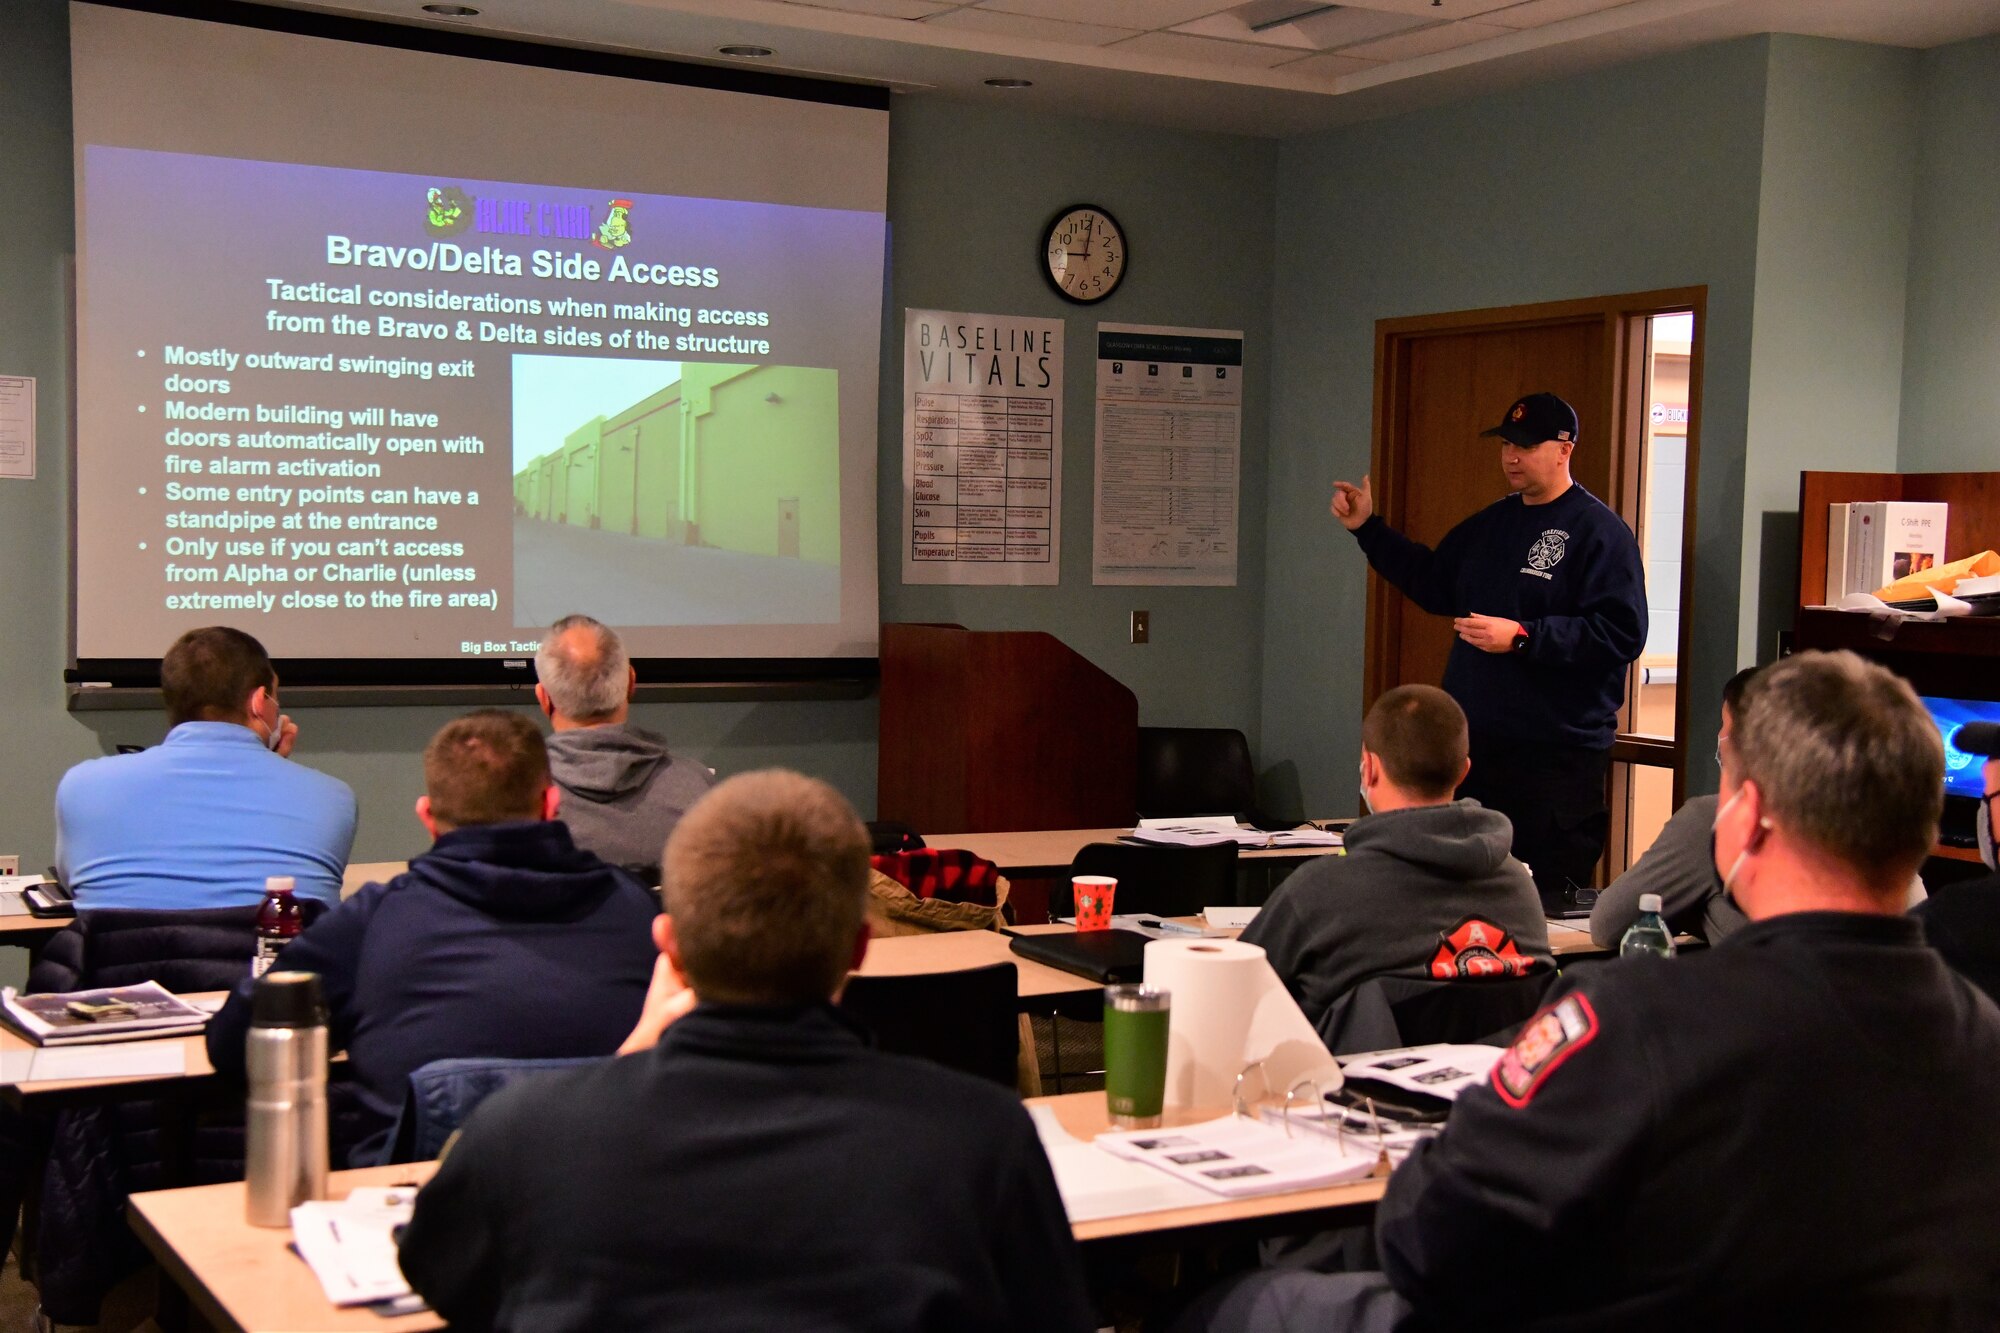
top-left (206, 819), bottom-right (658, 1165)
top-left (1354, 483), bottom-right (1647, 749)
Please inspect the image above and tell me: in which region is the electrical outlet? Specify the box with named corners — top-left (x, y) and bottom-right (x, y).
top-left (1130, 610), bottom-right (1150, 645)
top-left (0, 856), bottom-right (17, 876)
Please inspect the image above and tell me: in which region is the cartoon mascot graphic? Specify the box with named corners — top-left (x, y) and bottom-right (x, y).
top-left (425, 186), bottom-right (472, 237)
top-left (592, 199), bottom-right (634, 250)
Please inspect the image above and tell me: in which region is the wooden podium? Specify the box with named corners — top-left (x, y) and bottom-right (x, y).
top-left (878, 623), bottom-right (1138, 833)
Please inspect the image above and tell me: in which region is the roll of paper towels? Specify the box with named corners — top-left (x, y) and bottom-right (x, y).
top-left (1144, 938), bottom-right (1341, 1111)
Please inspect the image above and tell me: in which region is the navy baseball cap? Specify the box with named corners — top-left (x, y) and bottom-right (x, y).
top-left (1482, 392), bottom-right (1579, 449)
top-left (1955, 722), bottom-right (2000, 757)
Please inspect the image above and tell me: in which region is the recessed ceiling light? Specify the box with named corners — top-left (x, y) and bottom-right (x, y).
top-left (718, 44), bottom-right (776, 58)
top-left (984, 77), bottom-right (1034, 89)
top-left (421, 4), bottom-right (479, 15)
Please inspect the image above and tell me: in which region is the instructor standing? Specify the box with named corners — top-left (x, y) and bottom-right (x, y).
top-left (1331, 392), bottom-right (1646, 913)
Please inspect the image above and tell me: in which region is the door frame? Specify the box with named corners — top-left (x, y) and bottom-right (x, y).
top-left (1365, 286), bottom-right (1708, 809)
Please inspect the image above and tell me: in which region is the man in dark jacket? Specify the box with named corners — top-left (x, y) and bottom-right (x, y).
top-left (399, 768), bottom-right (1096, 1333)
top-left (1915, 719), bottom-right (2000, 1003)
top-left (1243, 685), bottom-right (1550, 1031)
top-left (534, 614), bottom-right (715, 879)
top-left (1189, 651), bottom-right (2000, 1333)
top-left (206, 709), bottom-right (657, 1164)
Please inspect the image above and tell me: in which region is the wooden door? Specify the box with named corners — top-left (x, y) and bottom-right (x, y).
top-left (1374, 319), bottom-right (1610, 698)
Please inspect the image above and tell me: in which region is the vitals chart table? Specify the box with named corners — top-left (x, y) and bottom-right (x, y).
top-left (909, 390), bottom-right (1057, 569)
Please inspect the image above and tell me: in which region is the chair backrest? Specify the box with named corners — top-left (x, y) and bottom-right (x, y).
top-left (837, 961), bottom-right (1019, 1090)
top-left (1136, 727), bottom-right (1257, 820)
top-left (1056, 842), bottom-right (1240, 919)
top-left (1318, 971), bottom-right (1556, 1055)
top-left (381, 1055), bottom-right (607, 1165)
top-left (27, 901), bottom-right (330, 995)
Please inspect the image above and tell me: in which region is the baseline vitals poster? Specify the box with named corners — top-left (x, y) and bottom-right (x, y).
top-left (1092, 324), bottom-right (1243, 587)
top-left (902, 309), bottom-right (1063, 586)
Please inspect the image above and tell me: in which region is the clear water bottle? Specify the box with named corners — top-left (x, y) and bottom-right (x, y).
top-left (1620, 893), bottom-right (1676, 958)
top-left (254, 876), bottom-right (303, 978)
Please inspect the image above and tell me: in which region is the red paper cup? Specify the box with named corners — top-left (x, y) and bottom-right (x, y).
top-left (1073, 875), bottom-right (1117, 931)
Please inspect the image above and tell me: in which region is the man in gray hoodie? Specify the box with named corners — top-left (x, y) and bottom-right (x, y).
top-left (535, 615), bottom-right (715, 879)
top-left (1242, 685), bottom-right (1551, 1031)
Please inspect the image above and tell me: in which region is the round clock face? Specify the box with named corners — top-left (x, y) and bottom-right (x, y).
top-left (1042, 205), bottom-right (1125, 304)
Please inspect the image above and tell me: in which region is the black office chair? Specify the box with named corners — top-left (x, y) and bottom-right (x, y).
top-left (1136, 726), bottom-right (1258, 820)
top-left (1317, 971), bottom-right (1556, 1056)
top-left (838, 961), bottom-right (1020, 1090)
top-left (1052, 841), bottom-right (1241, 919)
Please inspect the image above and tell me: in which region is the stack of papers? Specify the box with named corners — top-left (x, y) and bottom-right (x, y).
top-left (0, 875), bottom-right (49, 918)
top-left (1050, 914), bottom-right (1222, 939)
top-left (1340, 1044), bottom-right (1503, 1103)
top-left (1127, 816), bottom-right (1341, 850)
top-left (1095, 1114), bottom-right (1382, 1199)
top-left (291, 1188), bottom-right (427, 1311)
top-left (0, 982), bottom-right (209, 1046)
top-left (1202, 905), bottom-right (1260, 930)
top-left (1029, 1105), bottom-right (1212, 1222)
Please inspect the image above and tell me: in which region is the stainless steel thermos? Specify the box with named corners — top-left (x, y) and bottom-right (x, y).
top-left (244, 969), bottom-right (330, 1227)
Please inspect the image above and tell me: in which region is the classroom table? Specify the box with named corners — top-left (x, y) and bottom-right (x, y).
top-left (854, 929), bottom-right (1100, 1003)
top-left (0, 991), bottom-right (223, 1109)
top-left (127, 1091), bottom-right (1386, 1333)
top-left (1007, 917), bottom-right (1615, 960)
top-left (923, 825), bottom-right (1348, 878)
top-left (340, 862), bottom-right (408, 897)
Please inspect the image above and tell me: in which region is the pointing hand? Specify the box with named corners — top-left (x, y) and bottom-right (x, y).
top-left (1331, 476), bottom-right (1374, 531)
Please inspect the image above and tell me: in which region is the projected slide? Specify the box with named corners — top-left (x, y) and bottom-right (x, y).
top-left (75, 144), bottom-right (881, 662)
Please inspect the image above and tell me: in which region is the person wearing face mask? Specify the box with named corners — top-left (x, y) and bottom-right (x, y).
top-left (1332, 393), bottom-right (1647, 916)
top-left (1912, 721), bottom-right (2000, 1003)
top-left (1181, 650), bottom-right (2000, 1333)
top-left (1239, 685), bottom-right (1550, 1033)
top-left (54, 626), bottom-right (356, 909)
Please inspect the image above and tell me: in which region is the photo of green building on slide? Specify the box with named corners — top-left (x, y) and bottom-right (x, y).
top-left (511, 356), bottom-right (841, 627)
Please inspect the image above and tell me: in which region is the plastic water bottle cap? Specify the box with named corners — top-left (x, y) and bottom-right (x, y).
top-left (1637, 893), bottom-right (1663, 913)
top-left (265, 875), bottom-right (295, 894)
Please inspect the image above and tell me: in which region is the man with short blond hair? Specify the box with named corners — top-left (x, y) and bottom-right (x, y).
top-left (56, 626), bottom-right (355, 908)
top-left (207, 709), bottom-right (655, 1164)
top-left (534, 614), bottom-right (713, 877)
top-left (1194, 651), bottom-right (2000, 1331)
top-left (399, 769), bottom-right (1095, 1333)
top-left (1243, 685), bottom-right (1550, 1031)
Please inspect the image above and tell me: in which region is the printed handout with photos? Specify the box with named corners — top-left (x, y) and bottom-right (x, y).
top-left (1340, 1044), bottom-right (1505, 1102)
top-left (902, 309), bottom-right (1062, 585)
top-left (1096, 1114), bottom-right (1381, 1199)
top-left (1093, 324), bottom-right (1242, 586)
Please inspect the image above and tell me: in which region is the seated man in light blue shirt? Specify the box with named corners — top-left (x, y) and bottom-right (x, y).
top-left (55, 626), bottom-right (357, 909)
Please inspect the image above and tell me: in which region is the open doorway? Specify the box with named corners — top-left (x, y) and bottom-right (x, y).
top-left (1366, 288), bottom-right (1706, 888)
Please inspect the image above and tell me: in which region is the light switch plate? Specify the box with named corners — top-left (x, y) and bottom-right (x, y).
top-left (1130, 610), bottom-right (1150, 644)
top-left (0, 857), bottom-right (17, 876)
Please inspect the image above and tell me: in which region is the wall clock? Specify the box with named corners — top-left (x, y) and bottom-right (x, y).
top-left (1041, 204), bottom-right (1126, 304)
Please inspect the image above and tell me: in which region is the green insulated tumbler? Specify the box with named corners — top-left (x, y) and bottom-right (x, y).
top-left (1104, 985), bottom-right (1171, 1128)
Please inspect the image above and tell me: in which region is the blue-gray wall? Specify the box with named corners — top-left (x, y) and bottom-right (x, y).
top-left (1259, 37), bottom-right (1772, 818)
top-left (1900, 35), bottom-right (2000, 470)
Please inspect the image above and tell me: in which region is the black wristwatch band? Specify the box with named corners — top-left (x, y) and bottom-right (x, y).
top-left (1511, 628), bottom-right (1530, 654)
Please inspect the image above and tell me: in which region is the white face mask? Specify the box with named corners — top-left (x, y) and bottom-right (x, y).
top-left (1979, 793), bottom-right (1997, 872)
top-left (1358, 758), bottom-right (1373, 815)
top-left (263, 694), bottom-right (284, 752)
top-left (1711, 785), bottom-right (1751, 896)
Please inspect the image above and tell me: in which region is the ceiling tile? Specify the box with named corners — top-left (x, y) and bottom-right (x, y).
top-left (924, 7), bottom-right (1139, 45)
top-left (782, 0), bottom-right (962, 18)
top-left (1273, 50), bottom-right (1381, 82)
top-left (1483, 0), bottom-right (1643, 28)
top-left (1340, 18), bottom-right (1513, 59)
top-left (1263, 6), bottom-right (1433, 48)
top-left (976, 0), bottom-right (1237, 32)
top-left (1109, 30), bottom-right (1311, 68)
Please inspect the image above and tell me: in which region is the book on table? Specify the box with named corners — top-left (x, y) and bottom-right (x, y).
top-left (0, 982), bottom-right (210, 1045)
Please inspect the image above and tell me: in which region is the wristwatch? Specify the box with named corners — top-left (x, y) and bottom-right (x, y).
top-left (1511, 626), bottom-right (1530, 654)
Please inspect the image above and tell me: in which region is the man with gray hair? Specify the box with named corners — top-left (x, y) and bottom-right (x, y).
top-left (534, 614), bottom-right (713, 879)
top-left (1188, 650), bottom-right (2000, 1332)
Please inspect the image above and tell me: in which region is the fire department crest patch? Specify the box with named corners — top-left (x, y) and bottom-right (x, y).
top-left (1493, 993), bottom-right (1598, 1107)
top-left (1429, 917), bottom-right (1539, 980)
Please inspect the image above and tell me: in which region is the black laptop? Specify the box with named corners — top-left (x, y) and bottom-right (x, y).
top-left (1009, 929), bottom-right (1150, 985)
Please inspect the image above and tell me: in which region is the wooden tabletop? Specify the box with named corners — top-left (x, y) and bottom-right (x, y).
top-left (1010, 917), bottom-right (1613, 960)
top-left (855, 930), bottom-right (1098, 1001)
top-left (130, 1095), bottom-right (1383, 1332)
top-left (129, 1161), bottom-right (444, 1333)
top-left (923, 826), bottom-right (1347, 877)
top-left (341, 862), bottom-right (408, 897)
